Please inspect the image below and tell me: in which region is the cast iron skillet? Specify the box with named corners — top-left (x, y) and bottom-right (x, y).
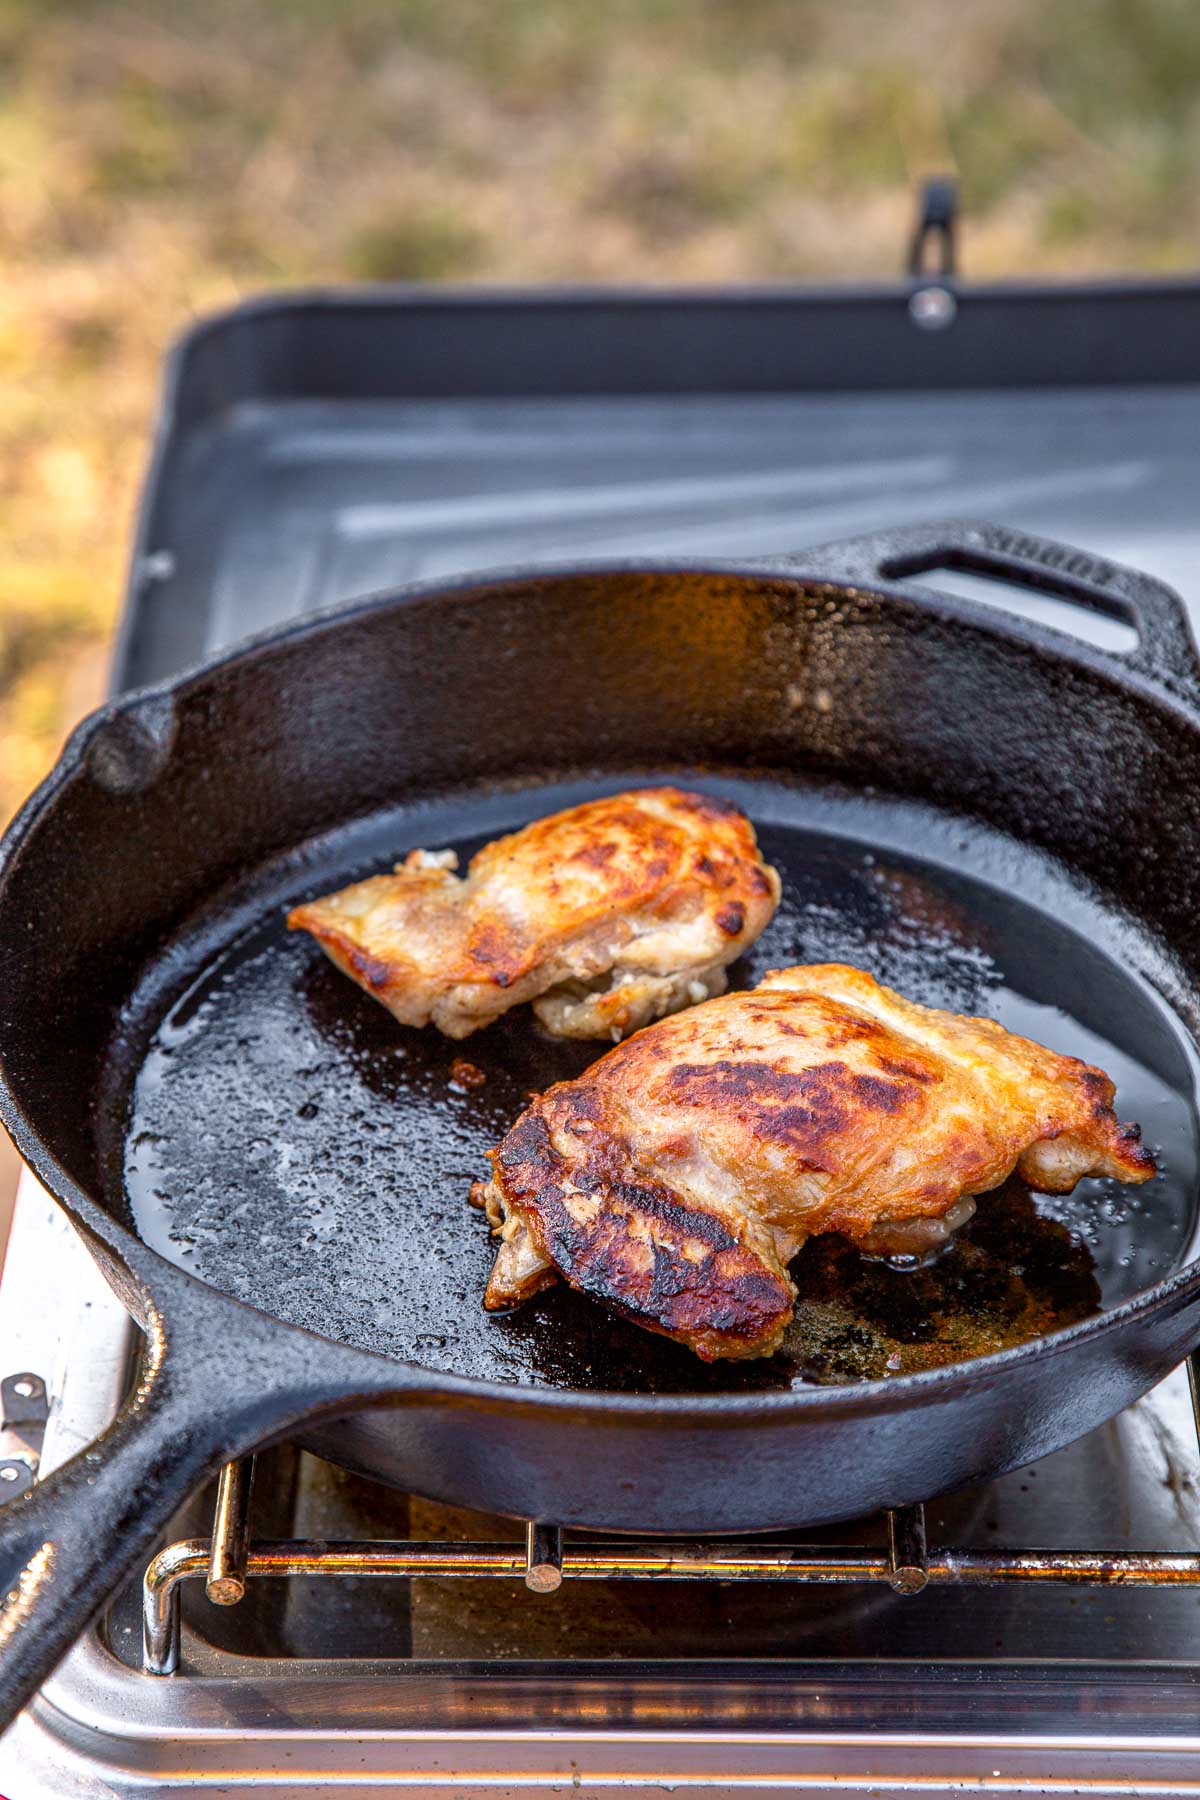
top-left (1, 521), bottom-right (1200, 1722)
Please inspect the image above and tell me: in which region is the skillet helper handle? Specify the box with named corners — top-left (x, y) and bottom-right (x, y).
top-left (798, 519), bottom-right (1200, 692)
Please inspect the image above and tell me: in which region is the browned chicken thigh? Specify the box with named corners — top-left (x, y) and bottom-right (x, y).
top-left (288, 788), bottom-right (780, 1040)
top-left (473, 963), bottom-right (1155, 1360)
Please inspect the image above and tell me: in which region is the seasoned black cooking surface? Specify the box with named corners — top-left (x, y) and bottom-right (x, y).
top-left (123, 774), bottom-right (1199, 1393)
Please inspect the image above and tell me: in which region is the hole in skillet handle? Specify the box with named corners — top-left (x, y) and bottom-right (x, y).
top-left (797, 521), bottom-right (1200, 693)
top-left (893, 563), bottom-right (1138, 655)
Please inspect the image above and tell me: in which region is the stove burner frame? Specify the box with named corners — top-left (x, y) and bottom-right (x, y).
top-left (140, 1350), bottom-right (1200, 1676)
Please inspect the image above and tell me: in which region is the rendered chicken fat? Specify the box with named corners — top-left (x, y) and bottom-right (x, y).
top-left (288, 788), bottom-right (781, 1040)
top-left (473, 964), bottom-right (1155, 1361)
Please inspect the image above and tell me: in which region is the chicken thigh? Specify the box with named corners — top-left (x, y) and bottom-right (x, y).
top-left (288, 788), bottom-right (780, 1041)
top-left (473, 963), bottom-right (1155, 1360)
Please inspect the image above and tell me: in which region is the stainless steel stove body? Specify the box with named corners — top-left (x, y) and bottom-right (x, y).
top-left (5, 280), bottom-right (1200, 1794)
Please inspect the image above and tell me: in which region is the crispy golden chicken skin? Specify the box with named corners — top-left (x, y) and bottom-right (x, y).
top-left (287, 788), bottom-right (780, 1041)
top-left (473, 964), bottom-right (1155, 1361)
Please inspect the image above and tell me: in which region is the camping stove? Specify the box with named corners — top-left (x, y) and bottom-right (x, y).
top-left (6, 272), bottom-right (1200, 1793)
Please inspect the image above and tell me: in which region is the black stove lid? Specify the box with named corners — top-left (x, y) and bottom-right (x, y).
top-left (117, 282), bottom-right (1200, 693)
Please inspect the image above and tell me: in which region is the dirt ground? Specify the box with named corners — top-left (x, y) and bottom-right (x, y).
top-left (1, 0), bottom-right (1198, 1223)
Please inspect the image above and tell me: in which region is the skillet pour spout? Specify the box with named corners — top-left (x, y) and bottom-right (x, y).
top-left (0, 520), bottom-right (1199, 1729)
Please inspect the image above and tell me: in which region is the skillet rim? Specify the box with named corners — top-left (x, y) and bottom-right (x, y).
top-left (3, 551), bottom-right (1200, 1423)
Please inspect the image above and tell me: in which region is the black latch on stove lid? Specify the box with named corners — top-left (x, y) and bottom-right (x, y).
top-left (908, 174), bottom-right (958, 330)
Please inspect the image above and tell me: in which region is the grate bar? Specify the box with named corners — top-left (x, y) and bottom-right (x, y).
top-left (141, 1533), bottom-right (1200, 1674)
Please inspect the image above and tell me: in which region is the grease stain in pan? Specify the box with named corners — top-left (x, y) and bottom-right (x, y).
top-left (124, 776), bottom-right (1199, 1395)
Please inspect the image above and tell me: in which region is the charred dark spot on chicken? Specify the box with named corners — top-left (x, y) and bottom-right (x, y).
top-left (876, 1053), bottom-right (937, 1085)
top-left (679, 792), bottom-right (742, 822)
top-left (818, 1006), bottom-right (889, 1046)
top-left (571, 841), bottom-right (618, 868)
top-left (662, 1057), bottom-right (923, 1158)
top-left (348, 946), bottom-right (393, 990)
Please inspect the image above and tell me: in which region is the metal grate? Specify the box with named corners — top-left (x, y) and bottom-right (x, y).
top-left (141, 1349), bottom-right (1200, 1675)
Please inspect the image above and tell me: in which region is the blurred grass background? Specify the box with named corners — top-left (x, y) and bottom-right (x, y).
top-left (3, 0), bottom-right (1200, 825)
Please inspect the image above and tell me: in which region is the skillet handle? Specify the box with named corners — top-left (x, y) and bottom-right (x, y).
top-left (0, 1364), bottom-right (225, 1724)
top-left (794, 519), bottom-right (1200, 691)
top-left (0, 1265), bottom-right (389, 1731)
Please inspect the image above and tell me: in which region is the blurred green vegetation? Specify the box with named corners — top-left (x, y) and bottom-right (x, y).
top-left (1, 0), bottom-right (1198, 814)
